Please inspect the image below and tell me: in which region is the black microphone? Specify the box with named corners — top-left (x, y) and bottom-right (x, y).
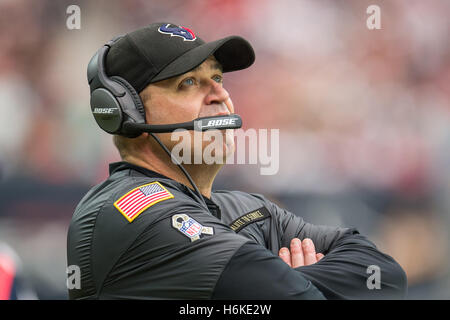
top-left (122, 114), bottom-right (242, 134)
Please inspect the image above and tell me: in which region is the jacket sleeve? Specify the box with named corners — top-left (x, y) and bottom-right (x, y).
top-left (296, 229), bottom-right (408, 299)
top-left (212, 241), bottom-right (325, 300)
top-left (254, 194), bottom-right (408, 299)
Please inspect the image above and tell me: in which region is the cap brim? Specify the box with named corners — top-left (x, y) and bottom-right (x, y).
top-left (150, 36), bottom-right (255, 83)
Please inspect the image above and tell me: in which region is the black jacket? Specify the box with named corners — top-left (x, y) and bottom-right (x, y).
top-left (67, 161), bottom-right (407, 299)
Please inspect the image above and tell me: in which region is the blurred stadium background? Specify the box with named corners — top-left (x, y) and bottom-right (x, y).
top-left (0, 0), bottom-right (449, 299)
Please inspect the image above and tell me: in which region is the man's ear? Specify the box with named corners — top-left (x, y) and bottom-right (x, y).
top-left (139, 89), bottom-right (152, 123)
top-left (140, 92), bottom-right (151, 104)
top-left (139, 87), bottom-right (151, 105)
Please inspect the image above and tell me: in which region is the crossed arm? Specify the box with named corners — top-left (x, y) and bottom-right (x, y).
top-left (252, 192), bottom-right (408, 299)
top-left (277, 231), bottom-right (408, 299)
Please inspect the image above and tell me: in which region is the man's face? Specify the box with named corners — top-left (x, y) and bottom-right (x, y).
top-left (141, 56), bottom-right (235, 164)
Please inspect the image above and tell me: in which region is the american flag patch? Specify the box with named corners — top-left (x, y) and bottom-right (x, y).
top-left (114, 182), bottom-right (174, 222)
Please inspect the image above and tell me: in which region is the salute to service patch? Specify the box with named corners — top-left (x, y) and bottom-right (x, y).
top-left (229, 207), bottom-right (271, 232)
top-left (114, 182), bottom-right (174, 222)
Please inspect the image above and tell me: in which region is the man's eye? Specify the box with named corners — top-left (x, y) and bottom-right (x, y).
top-left (180, 78), bottom-right (195, 87)
top-left (212, 75), bottom-right (223, 83)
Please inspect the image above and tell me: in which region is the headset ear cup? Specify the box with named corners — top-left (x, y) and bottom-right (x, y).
top-left (90, 88), bottom-right (123, 134)
top-left (110, 76), bottom-right (146, 123)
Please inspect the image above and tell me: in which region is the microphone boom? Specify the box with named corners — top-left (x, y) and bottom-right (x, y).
top-left (122, 114), bottom-right (242, 134)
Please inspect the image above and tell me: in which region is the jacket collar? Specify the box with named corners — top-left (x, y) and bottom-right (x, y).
top-left (109, 161), bottom-right (171, 180)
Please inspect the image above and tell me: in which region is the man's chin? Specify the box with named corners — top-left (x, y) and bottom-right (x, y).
top-left (224, 142), bottom-right (235, 162)
top-left (198, 142), bottom-right (234, 165)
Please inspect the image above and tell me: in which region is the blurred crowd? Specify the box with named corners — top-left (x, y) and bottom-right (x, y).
top-left (0, 0), bottom-right (449, 299)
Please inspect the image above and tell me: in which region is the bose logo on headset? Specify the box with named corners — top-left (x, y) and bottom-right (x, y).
top-left (92, 107), bottom-right (118, 114)
top-left (204, 118), bottom-right (236, 128)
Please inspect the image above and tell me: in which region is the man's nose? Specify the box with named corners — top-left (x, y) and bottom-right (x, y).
top-left (204, 81), bottom-right (230, 107)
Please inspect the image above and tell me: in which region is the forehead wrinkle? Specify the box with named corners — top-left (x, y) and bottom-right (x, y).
top-left (189, 58), bottom-right (223, 74)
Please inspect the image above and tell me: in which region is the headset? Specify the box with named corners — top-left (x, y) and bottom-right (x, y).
top-left (87, 37), bottom-right (243, 210)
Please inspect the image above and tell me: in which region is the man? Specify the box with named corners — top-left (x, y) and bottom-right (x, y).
top-left (67, 22), bottom-right (407, 299)
top-left (0, 242), bottom-right (37, 300)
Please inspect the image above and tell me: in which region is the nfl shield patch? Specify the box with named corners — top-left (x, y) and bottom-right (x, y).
top-left (172, 214), bottom-right (214, 242)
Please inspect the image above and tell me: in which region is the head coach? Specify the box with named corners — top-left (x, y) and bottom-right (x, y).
top-left (67, 22), bottom-right (407, 299)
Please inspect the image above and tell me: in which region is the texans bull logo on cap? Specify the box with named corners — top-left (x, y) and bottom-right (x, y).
top-left (158, 24), bottom-right (197, 41)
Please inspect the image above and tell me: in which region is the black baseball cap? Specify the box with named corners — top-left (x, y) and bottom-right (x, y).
top-left (105, 22), bottom-right (255, 93)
